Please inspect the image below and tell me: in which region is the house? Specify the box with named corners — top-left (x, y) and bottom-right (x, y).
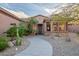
top-left (27, 15), bottom-right (68, 35)
top-left (0, 7), bottom-right (53, 35)
top-left (0, 7), bottom-right (26, 35)
top-left (28, 15), bottom-right (51, 35)
top-left (0, 7), bottom-right (70, 35)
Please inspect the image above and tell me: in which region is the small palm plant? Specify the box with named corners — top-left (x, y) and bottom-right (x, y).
top-left (28, 17), bottom-right (38, 35)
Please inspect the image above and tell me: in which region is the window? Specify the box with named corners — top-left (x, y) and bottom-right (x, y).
top-left (10, 23), bottom-right (16, 25)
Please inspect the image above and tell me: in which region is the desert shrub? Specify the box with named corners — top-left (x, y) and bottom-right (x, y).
top-left (7, 23), bottom-right (26, 37)
top-left (26, 23), bottom-right (33, 34)
top-left (7, 26), bottom-right (17, 37)
top-left (7, 21), bottom-right (36, 37)
top-left (18, 23), bottom-right (27, 37)
top-left (24, 29), bottom-right (31, 36)
top-left (0, 37), bottom-right (8, 51)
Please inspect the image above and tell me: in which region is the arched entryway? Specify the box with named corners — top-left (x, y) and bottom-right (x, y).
top-left (37, 19), bottom-right (51, 35)
top-left (31, 15), bottom-right (51, 35)
top-left (37, 24), bottom-right (43, 35)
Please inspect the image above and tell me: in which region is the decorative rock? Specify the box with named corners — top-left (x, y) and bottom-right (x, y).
top-left (8, 41), bottom-right (14, 47)
top-left (12, 40), bottom-right (16, 46)
top-left (15, 48), bottom-right (18, 51)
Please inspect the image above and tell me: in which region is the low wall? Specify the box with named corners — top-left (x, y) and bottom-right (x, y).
top-left (67, 25), bottom-right (79, 32)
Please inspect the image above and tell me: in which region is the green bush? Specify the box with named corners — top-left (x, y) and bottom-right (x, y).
top-left (24, 29), bottom-right (30, 36)
top-left (18, 23), bottom-right (26, 37)
top-left (7, 26), bottom-right (17, 37)
top-left (18, 22), bottom-right (33, 36)
top-left (24, 25), bottom-right (33, 35)
top-left (7, 26), bottom-right (26, 37)
top-left (0, 37), bottom-right (8, 51)
top-left (7, 22), bottom-right (35, 37)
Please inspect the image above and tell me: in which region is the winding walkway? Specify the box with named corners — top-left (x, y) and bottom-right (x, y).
top-left (15, 36), bottom-right (53, 56)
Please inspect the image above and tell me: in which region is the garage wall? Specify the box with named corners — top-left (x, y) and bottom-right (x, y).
top-left (0, 10), bottom-right (20, 34)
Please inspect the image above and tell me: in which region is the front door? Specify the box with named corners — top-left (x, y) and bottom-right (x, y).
top-left (37, 24), bottom-right (43, 35)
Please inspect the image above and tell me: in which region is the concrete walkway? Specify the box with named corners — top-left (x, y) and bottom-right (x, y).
top-left (15, 36), bottom-right (53, 56)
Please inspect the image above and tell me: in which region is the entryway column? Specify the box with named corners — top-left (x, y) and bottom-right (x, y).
top-left (50, 21), bottom-right (53, 32)
top-left (43, 22), bottom-right (47, 34)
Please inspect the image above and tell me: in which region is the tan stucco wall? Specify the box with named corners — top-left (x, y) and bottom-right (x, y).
top-left (35, 16), bottom-right (47, 24)
top-left (0, 11), bottom-right (20, 34)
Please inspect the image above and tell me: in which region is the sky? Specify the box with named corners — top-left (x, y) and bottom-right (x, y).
top-left (0, 3), bottom-right (67, 16)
